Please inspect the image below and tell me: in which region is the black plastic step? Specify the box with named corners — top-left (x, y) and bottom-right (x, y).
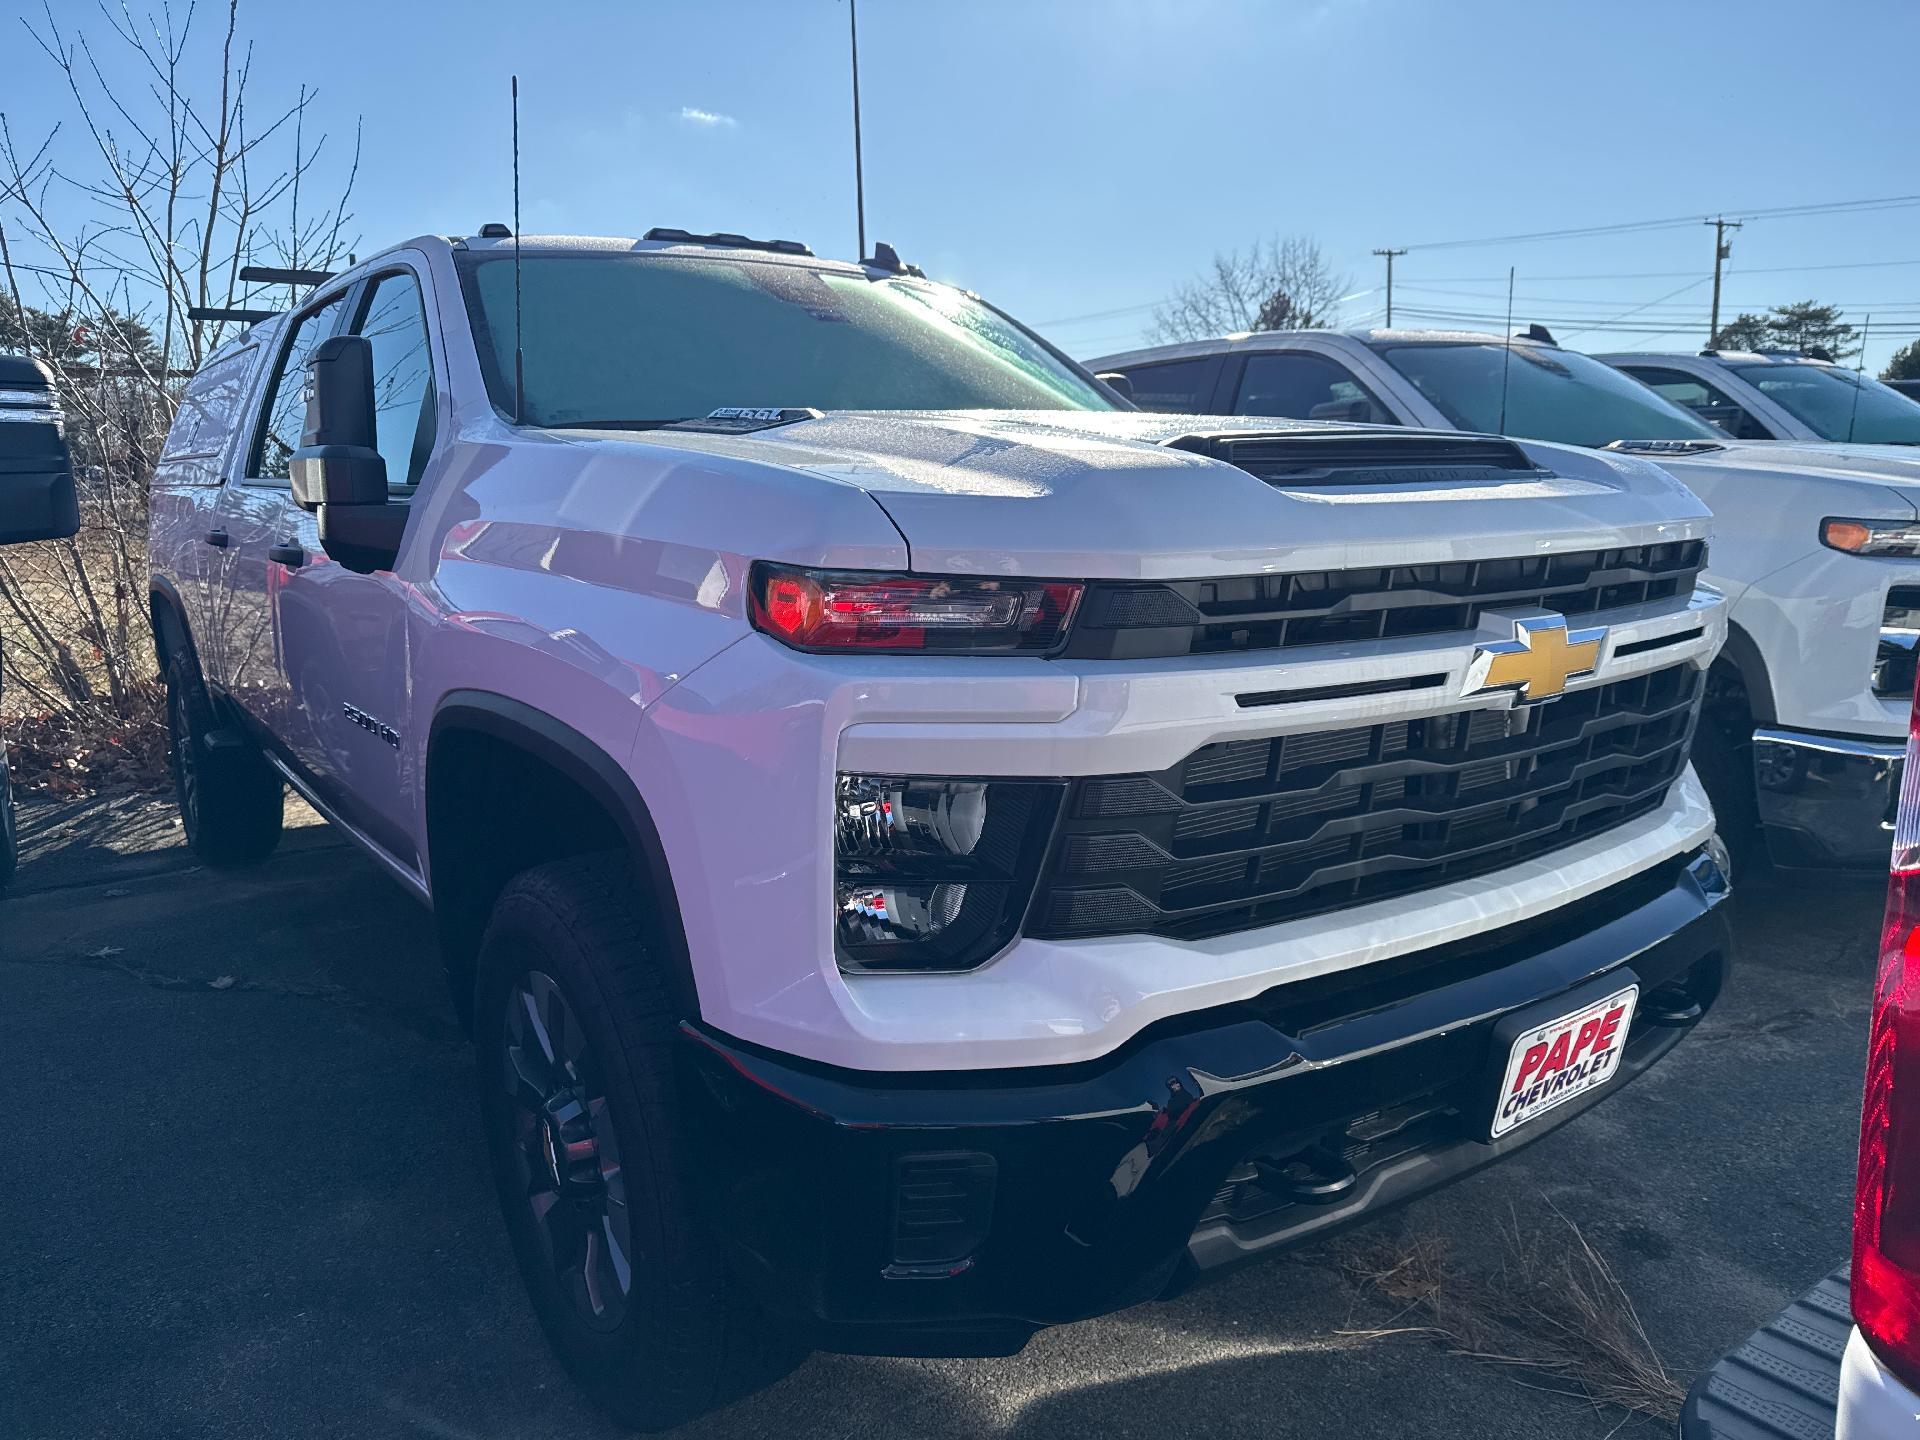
top-left (1678, 1267), bottom-right (1849, 1440)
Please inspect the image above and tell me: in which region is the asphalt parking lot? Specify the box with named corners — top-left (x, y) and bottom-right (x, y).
top-left (0, 795), bottom-right (1881, 1440)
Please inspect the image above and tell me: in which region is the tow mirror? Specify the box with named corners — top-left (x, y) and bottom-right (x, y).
top-left (0, 355), bottom-right (80, 545)
top-left (289, 334), bottom-right (403, 574)
top-left (1095, 371), bottom-right (1134, 404)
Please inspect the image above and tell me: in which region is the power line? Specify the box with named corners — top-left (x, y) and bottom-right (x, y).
top-left (1405, 257), bottom-right (1920, 284)
top-left (1388, 304), bottom-right (1920, 339)
top-left (1403, 192), bottom-right (1920, 253)
top-left (1393, 282), bottom-right (1920, 310)
top-left (1559, 277), bottom-right (1713, 342)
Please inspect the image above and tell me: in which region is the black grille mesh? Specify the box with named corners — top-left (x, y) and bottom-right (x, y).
top-left (1027, 663), bottom-right (1702, 943)
top-left (1061, 541), bottom-right (1705, 661)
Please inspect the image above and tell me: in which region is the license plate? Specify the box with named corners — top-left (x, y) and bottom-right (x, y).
top-left (1490, 985), bottom-right (1638, 1139)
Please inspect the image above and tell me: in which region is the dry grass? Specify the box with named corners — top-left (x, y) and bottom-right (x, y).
top-left (1339, 1201), bottom-right (1683, 1424)
top-left (4, 680), bottom-right (169, 798)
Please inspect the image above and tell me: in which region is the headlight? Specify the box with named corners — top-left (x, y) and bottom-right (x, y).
top-left (834, 774), bottom-right (1062, 973)
top-left (1823, 518), bottom-right (1920, 557)
top-left (751, 563), bottom-right (1082, 654)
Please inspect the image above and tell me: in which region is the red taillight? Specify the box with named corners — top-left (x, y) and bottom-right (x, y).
top-left (748, 563), bottom-right (1082, 654)
top-left (1853, 685), bottom-right (1920, 1389)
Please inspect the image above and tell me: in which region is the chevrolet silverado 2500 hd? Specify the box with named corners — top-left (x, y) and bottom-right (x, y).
top-left (1096, 328), bottom-right (1919, 870)
top-left (150, 231), bottom-right (1732, 1428)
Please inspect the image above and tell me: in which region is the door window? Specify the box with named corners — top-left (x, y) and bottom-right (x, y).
top-left (249, 295), bottom-right (350, 480)
top-left (1233, 351), bottom-right (1395, 424)
top-left (1619, 365), bottom-right (1773, 440)
top-left (1115, 356), bottom-right (1223, 413)
top-left (353, 272), bottom-right (438, 492)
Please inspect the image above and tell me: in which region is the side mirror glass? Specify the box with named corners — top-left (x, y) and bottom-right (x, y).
top-left (0, 355), bottom-right (79, 545)
top-left (1095, 371), bottom-right (1134, 405)
top-left (289, 333), bottom-right (403, 575)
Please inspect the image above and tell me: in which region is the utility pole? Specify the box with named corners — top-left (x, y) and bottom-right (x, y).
top-left (1704, 215), bottom-right (1742, 347)
top-left (1372, 247), bottom-right (1407, 327)
top-left (849, 0), bottom-right (866, 261)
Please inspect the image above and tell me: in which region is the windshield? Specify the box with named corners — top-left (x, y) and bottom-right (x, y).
top-left (1729, 362), bottom-right (1920, 445)
top-left (455, 252), bottom-right (1114, 425)
top-left (1371, 341), bottom-right (1725, 447)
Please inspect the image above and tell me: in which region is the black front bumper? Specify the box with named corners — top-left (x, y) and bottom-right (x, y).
top-left (680, 850), bottom-right (1733, 1356)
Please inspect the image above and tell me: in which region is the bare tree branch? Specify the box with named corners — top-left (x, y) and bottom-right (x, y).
top-left (1150, 235), bottom-right (1350, 344)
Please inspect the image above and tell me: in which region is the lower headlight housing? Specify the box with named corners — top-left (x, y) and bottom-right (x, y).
top-left (834, 774), bottom-right (1062, 973)
top-left (1823, 517), bottom-right (1920, 557)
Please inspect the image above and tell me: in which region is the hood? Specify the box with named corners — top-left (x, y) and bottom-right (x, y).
top-left (582, 409), bottom-right (1710, 579)
top-left (1655, 439), bottom-right (1920, 520)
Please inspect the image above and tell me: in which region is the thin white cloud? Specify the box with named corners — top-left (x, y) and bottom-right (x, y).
top-left (677, 106), bottom-right (737, 129)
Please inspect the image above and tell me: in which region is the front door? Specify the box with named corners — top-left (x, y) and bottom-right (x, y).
top-left (214, 291), bottom-right (352, 741)
top-left (272, 265), bottom-right (438, 871)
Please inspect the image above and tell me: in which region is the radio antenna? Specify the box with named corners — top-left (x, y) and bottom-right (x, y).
top-left (849, 0), bottom-right (866, 259)
top-left (1847, 313), bottom-right (1871, 443)
top-left (1496, 265), bottom-right (1516, 435)
top-left (512, 75), bottom-right (525, 425)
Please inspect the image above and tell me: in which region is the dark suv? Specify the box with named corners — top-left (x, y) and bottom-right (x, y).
top-left (0, 352), bottom-right (80, 884)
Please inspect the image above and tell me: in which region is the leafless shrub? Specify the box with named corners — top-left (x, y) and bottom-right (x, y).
top-left (0, 0), bottom-right (358, 789)
top-left (1339, 1203), bottom-right (1684, 1422)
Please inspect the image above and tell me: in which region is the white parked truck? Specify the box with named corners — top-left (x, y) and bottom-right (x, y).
top-left (1095, 327), bottom-right (1920, 871)
top-left (1598, 347), bottom-right (1920, 447)
top-left (141, 234), bottom-right (1734, 1427)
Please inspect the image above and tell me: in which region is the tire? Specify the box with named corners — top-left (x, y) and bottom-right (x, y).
top-left (1693, 663), bottom-right (1771, 881)
top-left (164, 648), bottom-right (283, 868)
top-left (474, 853), bottom-right (795, 1430)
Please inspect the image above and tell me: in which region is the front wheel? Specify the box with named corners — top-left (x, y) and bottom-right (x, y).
top-left (164, 649), bottom-right (283, 868)
top-left (474, 853), bottom-right (795, 1430)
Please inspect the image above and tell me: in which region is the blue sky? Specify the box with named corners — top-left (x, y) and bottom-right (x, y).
top-left (7, 0), bottom-right (1920, 370)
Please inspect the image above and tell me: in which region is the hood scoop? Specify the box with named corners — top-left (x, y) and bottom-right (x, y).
top-left (1166, 428), bottom-right (1547, 488)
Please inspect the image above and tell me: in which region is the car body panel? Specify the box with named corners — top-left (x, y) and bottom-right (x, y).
top-left (1842, 1324), bottom-right (1920, 1438)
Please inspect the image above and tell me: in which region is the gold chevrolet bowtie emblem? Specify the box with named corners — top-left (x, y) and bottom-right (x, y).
top-left (1467, 615), bottom-right (1607, 702)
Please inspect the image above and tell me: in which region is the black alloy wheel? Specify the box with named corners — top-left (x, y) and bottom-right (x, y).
top-left (499, 968), bottom-right (634, 1330)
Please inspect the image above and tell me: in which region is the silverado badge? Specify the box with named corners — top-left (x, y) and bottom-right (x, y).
top-left (1466, 615), bottom-right (1606, 703)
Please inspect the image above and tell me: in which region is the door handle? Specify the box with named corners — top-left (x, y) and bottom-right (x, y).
top-left (267, 541), bottom-right (306, 569)
top-left (205, 528), bottom-right (229, 548)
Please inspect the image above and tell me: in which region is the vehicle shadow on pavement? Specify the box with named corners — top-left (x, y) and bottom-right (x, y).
top-left (0, 797), bottom-right (1878, 1440)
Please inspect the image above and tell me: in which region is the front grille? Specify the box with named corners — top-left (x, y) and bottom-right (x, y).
top-left (1027, 662), bottom-right (1702, 943)
top-left (1060, 540), bottom-right (1704, 662)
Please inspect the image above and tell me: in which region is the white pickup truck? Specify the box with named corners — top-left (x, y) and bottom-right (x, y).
top-left (1095, 328), bottom-right (1920, 871)
top-left (1598, 347), bottom-right (1920, 448)
top-left (141, 233), bottom-right (1734, 1427)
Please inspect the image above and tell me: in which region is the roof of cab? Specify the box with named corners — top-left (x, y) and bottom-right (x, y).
top-left (1595, 348), bottom-right (1839, 367)
top-left (1088, 326), bottom-right (1546, 368)
top-left (448, 231), bottom-right (875, 277)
